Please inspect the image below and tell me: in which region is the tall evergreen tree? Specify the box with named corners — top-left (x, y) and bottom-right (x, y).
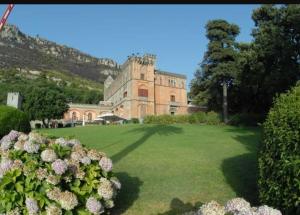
top-left (191, 19), bottom-right (240, 123)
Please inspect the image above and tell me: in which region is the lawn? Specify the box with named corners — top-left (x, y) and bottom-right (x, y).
top-left (40, 124), bottom-right (261, 215)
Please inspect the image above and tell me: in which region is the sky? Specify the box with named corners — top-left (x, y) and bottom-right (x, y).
top-left (0, 4), bottom-right (261, 90)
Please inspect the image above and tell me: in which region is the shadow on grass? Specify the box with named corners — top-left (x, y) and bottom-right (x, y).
top-left (111, 125), bottom-right (183, 164)
top-left (157, 198), bottom-right (203, 215)
top-left (111, 172), bottom-right (143, 215)
top-left (222, 127), bottom-right (261, 205)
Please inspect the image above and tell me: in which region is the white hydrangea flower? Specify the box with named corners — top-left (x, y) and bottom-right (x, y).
top-left (14, 140), bottom-right (25, 151)
top-left (18, 133), bottom-right (29, 141)
top-left (51, 159), bottom-right (68, 175)
top-left (87, 149), bottom-right (103, 161)
top-left (98, 178), bottom-right (114, 200)
top-left (71, 151), bottom-right (84, 161)
top-left (28, 132), bottom-right (46, 144)
top-left (104, 199), bottom-right (115, 209)
top-left (58, 191), bottom-right (78, 210)
top-left (99, 157), bottom-right (113, 172)
top-left (197, 200), bottom-right (225, 215)
top-left (68, 139), bottom-right (81, 147)
top-left (41, 149), bottom-right (57, 162)
top-left (256, 205), bottom-right (282, 215)
top-left (80, 156), bottom-right (91, 165)
top-left (45, 204), bottom-right (62, 215)
top-left (24, 141), bottom-right (40, 153)
top-left (7, 207), bottom-right (21, 215)
top-left (110, 177), bottom-right (121, 190)
top-left (225, 198), bottom-right (251, 214)
top-left (55, 137), bottom-right (68, 147)
top-left (86, 197), bottom-right (104, 214)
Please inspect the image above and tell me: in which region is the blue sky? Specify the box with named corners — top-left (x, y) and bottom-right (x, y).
top-left (1, 4), bottom-right (260, 90)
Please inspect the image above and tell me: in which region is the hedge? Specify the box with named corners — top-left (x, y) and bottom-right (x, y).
top-left (143, 111), bottom-right (222, 125)
top-left (259, 86), bottom-right (300, 214)
top-left (0, 105), bottom-right (31, 138)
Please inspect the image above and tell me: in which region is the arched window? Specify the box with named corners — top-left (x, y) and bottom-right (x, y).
top-left (87, 113), bottom-right (92, 121)
top-left (72, 112), bottom-right (77, 121)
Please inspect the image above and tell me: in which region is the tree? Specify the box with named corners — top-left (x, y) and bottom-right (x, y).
top-left (237, 5), bottom-right (300, 115)
top-left (191, 19), bottom-right (240, 123)
top-left (22, 82), bottom-right (69, 128)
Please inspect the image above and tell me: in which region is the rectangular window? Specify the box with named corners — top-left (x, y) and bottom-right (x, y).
top-left (170, 95), bottom-right (175, 102)
top-left (138, 89), bottom-right (148, 97)
top-left (123, 91), bottom-right (127, 98)
top-left (140, 73), bottom-right (145, 80)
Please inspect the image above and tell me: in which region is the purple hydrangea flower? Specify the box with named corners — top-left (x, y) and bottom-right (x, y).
top-left (51, 159), bottom-right (68, 175)
top-left (0, 159), bottom-right (13, 178)
top-left (25, 198), bottom-right (39, 214)
top-left (7, 130), bottom-right (20, 141)
top-left (0, 138), bottom-right (13, 151)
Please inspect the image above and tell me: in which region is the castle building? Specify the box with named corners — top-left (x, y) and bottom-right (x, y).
top-left (64, 54), bottom-right (188, 122)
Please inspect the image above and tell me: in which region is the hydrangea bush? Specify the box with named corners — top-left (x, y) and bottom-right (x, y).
top-left (0, 130), bottom-right (121, 214)
top-left (184, 198), bottom-right (282, 215)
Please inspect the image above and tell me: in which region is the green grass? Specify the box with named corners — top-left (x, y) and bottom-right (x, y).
top-left (39, 124), bottom-right (261, 215)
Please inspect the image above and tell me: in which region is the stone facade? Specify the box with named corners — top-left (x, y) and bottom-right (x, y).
top-left (63, 103), bottom-right (111, 122)
top-left (63, 54), bottom-right (188, 121)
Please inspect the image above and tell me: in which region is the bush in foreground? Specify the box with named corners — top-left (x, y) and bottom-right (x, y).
top-left (183, 197), bottom-right (282, 215)
top-left (0, 130), bottom-right (121, 214)
top-left (0, 105), bottom-right (31, 138)
top-left (259, 86), bottom-right (300, 214)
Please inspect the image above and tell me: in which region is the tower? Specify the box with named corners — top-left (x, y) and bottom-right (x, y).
top-left (7, 92), bottom-right (23, 109)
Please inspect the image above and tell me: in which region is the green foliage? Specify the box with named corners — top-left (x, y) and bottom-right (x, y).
top-left (0, 131), bottom-right (120, 214)
top-left (0, 105), bottom-right (31, 138)
top-left (259, 85), bottom-right (300, 214)
top-left (190, 19), bottom-right (240, 113)
top-left (0, 69), bottom-right (104, 106)
top-left (131, 118), bottom-right (140, 124)
top-left (228, 113), bottom-right (265, 126)
top-left (22, 82), bottom-right (69, 127)
top-left (143, 112), bottom-right (222, 125)
top-left (190, 5), bottom-right (300, 123)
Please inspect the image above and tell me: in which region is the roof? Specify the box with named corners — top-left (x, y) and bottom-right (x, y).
top-left (68, 103), bottom-right (99, 109)
top-left (155, 70), bottom-right (187, 79)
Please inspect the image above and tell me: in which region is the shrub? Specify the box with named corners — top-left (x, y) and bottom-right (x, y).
top-left (131, 118), bottom-right (140, 124)
top-left (0, 130), bottom-right (121, 214)
top-left (228, 113), bottom-right (265, 126)
top-left (35, 123), bottom-right (42, 129)
top-left (57, 123), bottom-right (64, 128)
top-left (143, 111), bottom-right (222, 125)
top-left (0, 105), bottom-right (31, 138)
top-left (259, 86), bottom-right (300, 214)
top-left (205, 111), bottom-right (222, 125)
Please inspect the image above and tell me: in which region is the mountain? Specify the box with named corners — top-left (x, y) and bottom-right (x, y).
top-left (0, 24), bottom-right (121, 83)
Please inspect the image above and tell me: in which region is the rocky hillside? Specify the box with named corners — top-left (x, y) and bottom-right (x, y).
top-left (0, 24), bottom-right (121, 82)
